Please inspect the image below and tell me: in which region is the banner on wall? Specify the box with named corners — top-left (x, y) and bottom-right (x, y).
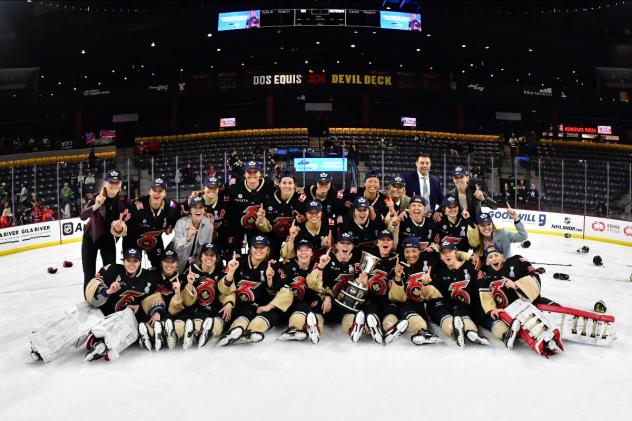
top-left (0, 220), bottom-right (61, 255)
top-left (482, 207), bottom-right (584, 238)
top-left (584, 216), bottom-right (632, 246)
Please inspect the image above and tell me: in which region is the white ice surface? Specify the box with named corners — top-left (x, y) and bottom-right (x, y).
top-left (0, 234), bottom-right (631, 421)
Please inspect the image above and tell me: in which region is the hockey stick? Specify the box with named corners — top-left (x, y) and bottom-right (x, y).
top-left (531, 262), bottom-right (573, 267)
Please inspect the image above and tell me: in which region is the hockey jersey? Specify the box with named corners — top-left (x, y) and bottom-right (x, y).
top-left (123, 195), bottom-right (182, 253)
top-left (337, 213), bottom-right (385, 251)
top-left (433, 215), bottom-right (471, 252)
top-left (224, 178), bottom-right (275, 240)
top-left (479, 255), bottom-right (541, 314)
top-left (185, 261), bottom-right (235, 314)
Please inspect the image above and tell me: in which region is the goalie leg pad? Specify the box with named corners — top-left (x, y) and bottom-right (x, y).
top-left (536, 304), bottom-right (616, 346)
top-left (29, 302), bottom-right (105, 363)
top-left (90, 308), bottom-right (139, 360)
top-left (503, 300), bottom-right (564, 355)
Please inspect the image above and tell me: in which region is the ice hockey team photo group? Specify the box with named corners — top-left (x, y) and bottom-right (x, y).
top-left (29, 154), bottom-right (616, 363)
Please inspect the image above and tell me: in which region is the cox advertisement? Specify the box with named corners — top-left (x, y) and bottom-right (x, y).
top-left (482, 207), bottom-right (584, 238)
top-left (293, 158), bottom-right (347, 172)
top-left (585, 216), bottom-right (632, 246)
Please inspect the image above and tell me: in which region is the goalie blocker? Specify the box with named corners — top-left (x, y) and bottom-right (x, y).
top-left (536, 304), bottom-right (615, 346)
top-left (499, 299), bottom-right (564, 356)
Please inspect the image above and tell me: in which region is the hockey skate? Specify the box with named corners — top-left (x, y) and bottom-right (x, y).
top-left (383, 319), bottom-right (409, 345)
top-left (153, 321), bottom-right (164, 351)
top-left (306, 312), bottom-right (320, 344)
top-left (138, 323), bottom-right (152, 351)
top-left (465, 330), bottom-right (490, 346)
top-left (218, 326), bottom-right (244, 347)
top-left (85, 336), bottom-right (108, 361)
top-left (197, 317), bottom-right (214, 348)
top-left (453, 316), bottom-right (465, 349)
top-left (164, 319), bottom-right (177, 350)
top-left (278, 327), bottom-right (308, 341)
top-left (183, 319), bottom-right (195, 350)
top-left (411, 329), bottom-right (443, 345)
top-left (233, 330), bottom-right (264, 345)
top-left (503, 319), bottom-right (521, 350)
top-left (349, 311), bottom-right (365, 343)
top-left (366, 313), bottom-right (384, 344)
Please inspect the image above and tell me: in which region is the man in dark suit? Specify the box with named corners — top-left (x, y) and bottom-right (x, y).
top-left (400, 153), bottom-right (443, 211)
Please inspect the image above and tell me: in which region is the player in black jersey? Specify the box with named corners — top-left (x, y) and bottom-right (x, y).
top-left (298, 172), bottom-right (345, 220)
top-left (337, 196), bottom-right (387, 252)
top-left (354, 230), bottom-right (407, 345)
top-left (390, 237), bottom-right (443, 345)
top-left (153, 249), bottom-right (195, 350)
top-left (224, 161), bottom-right (275, 254)
top-left (276, 239), bottom-right (322, 343)
top-left (218, 235), bottom-right (293, 346)
top-left (281, 199), bottom-right (335, 260)
top-left (393, 196), bottom-right (435, 252)
top-left (179, 242), bottom-right (235, 349)
top-left (115, 178), bottom-right (182, 268)
top-left (255, 169), bottom-right (303, 259)
top-left (84, 248), bottom-right (165, 360)
top-left (200, 176), bottom-right (228, 256)
top-left (479, 246), bottom-right (560, 350)
top-left (433, 196), bottom-right (471, 253)
top-left (339, 170), bottom-right (389, 220)
top-left (425, 241), bottom-right (490, 348)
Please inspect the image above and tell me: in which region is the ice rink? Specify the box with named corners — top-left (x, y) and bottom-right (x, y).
top-left (0, 233), bottom-right (631, 421)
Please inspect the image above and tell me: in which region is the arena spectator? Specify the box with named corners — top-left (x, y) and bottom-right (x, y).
top-left (0, 182), bottom-right (8, 203)
top-left (84, 172), bottom-right (96, 193)
top-left (516, 179), bottom-right (527, 203)
top-left (60, 182), bottom-right (74, 205)
top-left (41, 204), bottom-right (55, 222)
top-left (527, 183), bottom-right (539, 206)
top-left (0, 208), bottom-right (14, 228)
top-left (19, 184), bottom-right (29, 206)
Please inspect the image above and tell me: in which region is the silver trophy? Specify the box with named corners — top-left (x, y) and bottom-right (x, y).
top-left (334, 251), bottom-right (380, 312)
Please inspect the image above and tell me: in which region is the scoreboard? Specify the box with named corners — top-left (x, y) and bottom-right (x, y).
top-left (218, 9), bottom-right (420, 31)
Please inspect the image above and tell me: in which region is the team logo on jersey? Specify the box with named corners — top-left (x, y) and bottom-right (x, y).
top-left (367, 270), bottom-right (389, 296)
top-left (272, 216), bottom-right (294, 238)
top-left (196, 278), bottom-right (217, 307)
top-left (241, 205), bottom-right (260, 229)
top-left (490, 280), bottom-right (509, 308)
top-left (237, 280), bottom-right (259, 302)
top-left (238, 194), bottom-right (243, 199)
top-left (406, 273), bottom-right (425, 302)
top-left (332, 273), bottom-right (355, 298)
top-left (114, 290), bottom-right (145, 312)
top-left (290, 276), bottom-right (307, 300)
top-left (137, 230), bottom-right (164, 250)
top-left (449, 280), bottom-right (471, 304)
top-left (156, 284), bottom-right (173, 296)
top-left (268, 206), bottom-right (274, 211)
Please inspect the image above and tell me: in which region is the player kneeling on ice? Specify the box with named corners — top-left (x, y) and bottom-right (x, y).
top-left (480, 246), bottom-right (563, 356)
top-left (84, 248), bottom-right (166, 361)
top-left (389, 237), bottom-right (443, 345)
top-left (218, 236), bottom-right (293, 346)
top-left (424, 241), bottom-right (490, 348)
top-left (177, 243), bottom-right (236, 349)
top-left (275, 239), bottom-right (323, 343)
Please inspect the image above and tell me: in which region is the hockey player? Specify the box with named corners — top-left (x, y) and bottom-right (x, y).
top-left (389, 237), bottom-right (442, 345)
top-left (255, 169), bottom-right (304, 259)
top-left (178, 242), bottom-right (236, 349)
top-left (346, 230), bottom-right (406, 344)
top-left (276, 239), bottom-right (323, 344)
top-left (84, 248), bottom-right (165, 361)
top-left (299, 172), bottom-right (346, 220)
top-left (150, 250), bottom-right (200, 350)
top-left (201, 176), bottom-right (228, 251)
top-left (218, 236), bottom-right (293, 346)
top-left (337, 196), bottom-right (387, 252)
top-left (480, 246), bottom-right (563, 355)
top-left (281, 199), bottom-right (335, 260)
top-left (114, 178), bottom-right (182, 268)
top-left (425, 241), bottom-right (490, 348)
top-left (307, 232), bottom-right (360, 328)
top-left (394, 196), bottom-right (435, 252)
top-left (224, 161), bottom-right (275, 254)
top-left (433, 196), bottom-right (471, 252)
top-left (339, 170), bottom-right (389, 220)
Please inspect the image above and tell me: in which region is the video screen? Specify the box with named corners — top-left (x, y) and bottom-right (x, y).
top-left (380, 11), bottom-right (422, 31)
top-left (218, 10), bottom-right (261, 31)
top-left (401, 117), bottom-right (417, 127)
top-left (598, 125), bottom-right (612, 135)
top-left (220, 117), bottom-right (236, 128)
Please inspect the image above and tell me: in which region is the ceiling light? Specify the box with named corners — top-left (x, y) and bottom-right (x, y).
top-left (350, 44), bottom-right (356, 48)
top-left (150, 41), bottom-right (156, 47)
top-left (81, 49), bottom-right (86, 54)
top-left (217, 48), bottom-right (221, 52)
top-left (416, 48), bottom-right (421, 52)
top-left (528, 48), bottom-right (533, 52)
top-left (316, 41), bottom-right (320, 45)
top-left (484, 46), bottom-right (490, 49)
top-left (305, 60), bottom-right (309, 64)
top-left (461, 44), bottom-right (466, 48)
top-left (207, 33), bottom-right (213, 38)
